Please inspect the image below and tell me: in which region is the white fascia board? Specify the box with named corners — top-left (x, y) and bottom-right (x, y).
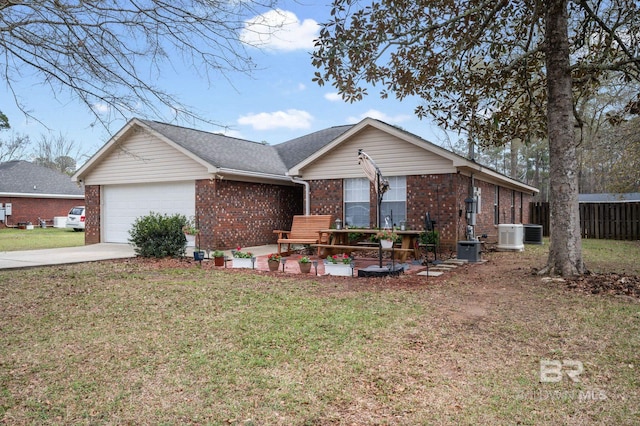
top-left (0, 192), bottom-right (85, 199)
top-left (216, 168), bottom-right (293, 184)
top-left (456, 164), bottom-right (539, 194)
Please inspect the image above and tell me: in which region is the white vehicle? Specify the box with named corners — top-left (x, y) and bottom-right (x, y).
top-left (66, 206), bottom-right (86, 231)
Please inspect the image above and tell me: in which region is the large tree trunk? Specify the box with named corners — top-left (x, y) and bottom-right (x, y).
top-left (542, 0), bottom-right (586, 276)
top-left (510, 138), bottom-right (520, 178)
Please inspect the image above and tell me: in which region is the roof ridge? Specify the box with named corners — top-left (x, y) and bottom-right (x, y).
top-left (139, 119), bottom-right (265, 145)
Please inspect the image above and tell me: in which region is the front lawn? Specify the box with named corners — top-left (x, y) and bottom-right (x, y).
top-left (0, 241), bottom-right (639, 424)
top-left (0, 227), bottom-right (84, 251)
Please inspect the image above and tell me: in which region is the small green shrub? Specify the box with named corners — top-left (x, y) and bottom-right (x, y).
top-left (420, 230), bottom-right (439, 252)
top-left (128, 212), bottom-right (187, 258)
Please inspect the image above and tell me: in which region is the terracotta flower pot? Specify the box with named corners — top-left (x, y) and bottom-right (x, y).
top-left (299, 262), bottom-right (312, 274)
top-left (214, 256), bottom-right (225, 267)
top-left (268, 260), bottom-right (280, 272)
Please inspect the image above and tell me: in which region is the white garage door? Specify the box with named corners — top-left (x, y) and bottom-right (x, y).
top-left (103, 181), bottom-right (195, 243)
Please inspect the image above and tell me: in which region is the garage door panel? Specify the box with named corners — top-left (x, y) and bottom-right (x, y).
top-left (103, 182), bottom-right (195, 243)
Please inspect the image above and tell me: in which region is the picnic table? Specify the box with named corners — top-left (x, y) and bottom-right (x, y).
top-left (312, 229), bottom-right (422, 263)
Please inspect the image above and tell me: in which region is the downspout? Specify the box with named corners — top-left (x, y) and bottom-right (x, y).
top-left (289, 176), bottom-right (310, 216)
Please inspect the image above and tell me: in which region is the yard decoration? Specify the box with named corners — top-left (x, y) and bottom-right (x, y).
top-left (182, 216), bottom-right (199, 236)
top-left (374, 229), bottom-right (398, 248)
top-left (298, 256), bottom-right (312, 274)
top-left (267, 253), bottom-right (281, 272)
top-left (212, 250), bottom-right (225, 267)
top-left (232, 247), bottom-right (254, 269)
top-left (193, 249), bottom-right (205, 261)
top-left (324, 254), bottom-right (353, 276)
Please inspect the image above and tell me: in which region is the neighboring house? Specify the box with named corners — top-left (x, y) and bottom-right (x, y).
top-left (0, 160), bottom-right (84, 226)
top-left (578, 193), bottom-right (640, 203)
top-left (72, 117), bottom-right (538, 250)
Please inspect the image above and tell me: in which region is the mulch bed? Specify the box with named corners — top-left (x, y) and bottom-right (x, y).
top-left (564, 273), bottom-right (640, 299)
top-left (111, 255), bottom-right (640, 300)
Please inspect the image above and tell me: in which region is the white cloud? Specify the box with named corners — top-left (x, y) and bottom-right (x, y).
top-left (92, 102), bottom-right (110, 114)
top-left (238, 109), bottom-right (313, 130)
top-left (346, 109), bottom-right (413, 124)
top-left (240, 9), bottom-right (319, 52)
top-left (324, 92), bottom-right (342, 102)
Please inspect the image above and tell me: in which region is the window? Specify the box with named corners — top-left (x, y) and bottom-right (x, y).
top-left (380, 176), bottom-right (406, 227)
top-left (494, 186), bottom-right (500, 225)
top-left (344, 178), bottom-right (370, 227)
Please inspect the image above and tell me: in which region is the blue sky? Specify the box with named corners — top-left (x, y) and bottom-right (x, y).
top-left (2, 1), bottom-right (451, 160)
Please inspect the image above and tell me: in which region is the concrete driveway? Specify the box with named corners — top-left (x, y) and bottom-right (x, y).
top-left (0, 243), bottom-right (136, 270)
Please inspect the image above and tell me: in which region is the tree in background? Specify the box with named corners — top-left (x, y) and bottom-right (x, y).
top-left (0, 134), bottom-right (30, 163)
top-left (312, 0), bottom-right (640, 276)
top-left (0, 112), bottom-right (8, 130)
top-left (31, 134), bottom-right (86, 175)
top-left (1, 0), bottom-right (276, 128)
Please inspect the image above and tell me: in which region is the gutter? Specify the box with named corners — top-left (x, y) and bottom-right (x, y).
top-left (0, 192), bottom-right (85, 199)
top-left (215, 168), bottom-right (293, 183)
top-left (216, 168), bottom-right (310, 214)
top-left (288, 176), bottom-right (310, 215)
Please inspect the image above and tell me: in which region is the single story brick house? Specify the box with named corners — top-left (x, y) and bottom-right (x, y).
top-left (0, 160), bottom-right (84, 227)
top-left (72, 117), bottom-right (538, 250)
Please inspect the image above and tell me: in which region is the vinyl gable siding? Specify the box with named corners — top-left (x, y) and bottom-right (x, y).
top-left (299, 126), bottom-right (455, 180)
top-left (83, 128), bottom-right (211, 185)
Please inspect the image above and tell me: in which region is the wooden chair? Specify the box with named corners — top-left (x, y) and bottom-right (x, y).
top-left (274, 215), bottom-right (333, 255)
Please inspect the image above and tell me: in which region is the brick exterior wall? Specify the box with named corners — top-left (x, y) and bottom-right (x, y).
top-left (455, 178), bottom-right (535, 243)
top-left (0, 196), bottom-right (83, 227)
top-left (307, 173), bottom-right (535, 251)
top-left (308, 179), bottom-right (343, 219)
top-left (84, 185), bottom-right (100, 245)
top-left (84, 176), bottom-right (533, 251)
top-left (195, 179), bottom-right (302, 250)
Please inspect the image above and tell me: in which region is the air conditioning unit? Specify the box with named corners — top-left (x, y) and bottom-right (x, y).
top-left (523, 224), bottom-right (544, 244)
top-left (497, 224), bottom-right (524, 251)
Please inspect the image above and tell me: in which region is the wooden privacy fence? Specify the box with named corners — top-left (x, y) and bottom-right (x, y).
top-left (530, 202), bottom-right (640, 240)
top-left (529, 202), bottom-right (550, 237)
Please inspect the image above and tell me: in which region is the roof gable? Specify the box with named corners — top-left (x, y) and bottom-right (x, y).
top-left (75, 119), bottom-right (290, 183)
top-left (74, 117), bottom-right (538, 193)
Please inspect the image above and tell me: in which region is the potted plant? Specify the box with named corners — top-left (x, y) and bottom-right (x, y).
top-left (193, 248), bottom-right (205, 261)
top-left (267, 253), bottom-right (281, 272)
top-left (232, 247), bottom-right (254, 268)
top-left (182, 217), bottom-right (199, 245)
top-left (212, 250), bottom-right (225, 267)
top-left (374, 229), bottom-right (398, 248)
top-left (298, 256), bottom-right (312, 274)
top-left (324, 253), bottom-right (353, 276)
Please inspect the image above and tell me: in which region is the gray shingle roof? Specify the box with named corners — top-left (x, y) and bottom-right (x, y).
top-left (578, 193), bottom-right (640, 203)
top-left (274, 125), bottom-right (353, 169)
top-left (0, 160), bottom-right (84, 196)
top-left (140, 120), bottom-right (290, 175)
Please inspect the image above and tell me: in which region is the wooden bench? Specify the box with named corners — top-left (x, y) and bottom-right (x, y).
top-left (274, 215), bottom-right (333, 255)
top-left (312, 244), bottom-right (417, 262)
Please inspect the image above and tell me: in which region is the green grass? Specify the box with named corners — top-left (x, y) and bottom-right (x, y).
top-left (0, 227), bottom-right (84, 251)
top-left (525, 238), bottom-right (640, 275)
top-left (0, 241), bottom-right (639, 424)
